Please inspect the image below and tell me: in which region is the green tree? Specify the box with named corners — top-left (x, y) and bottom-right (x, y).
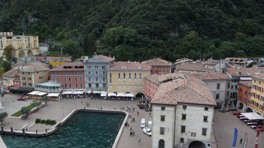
top-left (0, 112), bottom-right (8, 126)
top-left (41, 96), bottom-right (49, 106)
top-left (2, 61), bottom-right (11, 72)
top-left (21, 107), bottom-right (31, 115)
top-left (186, 50), bottom-right (199, 60)
top-left (59, 39), bottom-right (84, 60)
top-left (235, 50), bottom-right (245, 57)
top-left (243, 19), bottom-right (259, 36)
top-left (3, 45), bottom-right (14, 61)
top-left (87, 32), bottom-right (97, 55)
top-left (177, 31), bottom-right (202, 54)
top-left (233, 32), bottom-right (245, 42)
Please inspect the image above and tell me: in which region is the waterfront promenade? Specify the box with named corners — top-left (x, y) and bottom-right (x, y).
top-left (0, 94), bottom-right (151, 148)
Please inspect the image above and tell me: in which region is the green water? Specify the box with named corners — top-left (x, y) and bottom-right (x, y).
top-left (2, 112), bottom-right (125, 148)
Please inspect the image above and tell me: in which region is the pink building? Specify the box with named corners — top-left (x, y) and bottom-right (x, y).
top-left (49, 62), bottom-right (85, 89)
top-left (145, 74), bottom-right (159, 100)
top-left (13, 79), bottom-right (21, 87)
top-left (141, 58), bottom-right (172, 75)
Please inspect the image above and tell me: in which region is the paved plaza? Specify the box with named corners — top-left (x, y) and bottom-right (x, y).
top-left (0, 94), bottom-right (151, 148)
top-left (213, 109), bottom-right (264, 148)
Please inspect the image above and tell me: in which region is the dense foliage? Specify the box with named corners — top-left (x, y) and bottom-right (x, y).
top-left (1, 0), bottom-right (264, 61)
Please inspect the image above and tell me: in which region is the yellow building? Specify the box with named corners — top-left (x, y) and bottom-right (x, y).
top-left (49, 61), bottom-right (68, 67)
top-left (2, 69), bottom-right (20, 92)
top-left (0, 32), bottom-right (40, 59)
top-left (107, 61), bottom-right (151, 96)
top-left (250, 74), bottom-right (264, 116)
top-left (20, 63), bottom-right (49, 87)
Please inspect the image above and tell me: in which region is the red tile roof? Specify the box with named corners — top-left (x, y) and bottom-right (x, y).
top-left (20, 63), bottom-right (49, 72)
top-left (2, 69), bottom-right (20, 78)
top-left (49, 62), bottom-right (84, 72)
top-left (151, 74), bottom-right (216, 106)
top-left (239, 80), bottom-right (252, 87)
top-left (97, 55), bottom-right (115, 62)
top-left (186, 72), bottom-right (230, 80)
top-left (107, 61), bottom-right (151, 71)
top-left (178, 62), bottom-right (213, 72)
top-left (141, 58), bottom-right (172, 66)
top-left (226, 65), bottom-right (264, 77)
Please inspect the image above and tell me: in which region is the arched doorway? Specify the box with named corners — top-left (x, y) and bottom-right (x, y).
top-left (19, 51), bottom-right (25, 57)
top-left (246, 107), bottom-right (253, 112)
top-left (27, 50), bottom-right (33, 56)
top-left (238, 103), bottom-right (243, 109)
top-left (136, 92), bottom-right (145, 98)
top-left (189, 141), bottom-right (206, 148)
top-left (158, 139), bottom-right (165, 148)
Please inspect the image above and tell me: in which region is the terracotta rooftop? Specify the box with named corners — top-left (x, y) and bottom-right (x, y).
top-left (49, 62), bottom-right (84, 72)
top-left (97, 55), bottom-right (115, 62)
top-left (239, 80), bottom-right (252, 87)
top-left (178, 62), bottom-right (213, 72)
top-left (204, 59), bottom-right (220, 65)
top-left (151, 74), bottom-right (216, 106)
top-left (226, 64), bottom-right (264, 77)
top-left (2, 69), bottom-right (20, 78)
top-left (186, 72), bottom-right (230, 80)
top-left (107, 61), bottom-right (151, 71)
top-left (145, 74), bottom-right (160, 85)
top-left (20, 63), bottom-right (49, 73)
top-left (141, 58), bottom-right (172, 66)
top-left (252, 73), bottom-right (264, 81)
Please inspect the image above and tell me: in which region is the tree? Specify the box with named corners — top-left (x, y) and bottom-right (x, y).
top-left (2, 61), bottom-right (11, 72)
top-left (21, 107), bottom-right (31, 115)
top-left (0, 112), bottom-right (8, 126)
top-left (233, 32), bottom-right (245, 42)
top-left (3, 45), bottom-right (14, 61)
top-left (235, 50), bottom-right (245, 57)
top-left (41, 96), bottom-right (49, 106)
top-left (59, 39), bottom-right (84, 60)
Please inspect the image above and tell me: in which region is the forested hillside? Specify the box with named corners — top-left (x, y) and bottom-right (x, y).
top-left (0, 0), bottom-right (264, 61)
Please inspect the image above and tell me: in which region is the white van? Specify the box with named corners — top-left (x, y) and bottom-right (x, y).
top-left (141, 118), bottom-right (146, 128)
top-left (148, 121), bottom-right (152, 129)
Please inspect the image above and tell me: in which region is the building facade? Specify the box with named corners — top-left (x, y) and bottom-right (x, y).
top-left (141, 58), bottom-right (172, 75)
top-left (151, 74), bottom-right (216, 148)
top-left (145, 74), bottom-right (159, 100)
top-left (237, 81), bottom-right (252, 112)
top-left (250, 74), bottom-right (264, 117)
top-left (84, 55), bottom-right (115, 91)
top-left (49, 62), bottom-right (85, 89)
top-left (20, 63), bottom-right (49, 87)
top-left (1, 69), bottom-right (20, 92)
top-left (107, 61), bottom-right (151, 96)
top-left (0, 32), bottom-right (40, 59)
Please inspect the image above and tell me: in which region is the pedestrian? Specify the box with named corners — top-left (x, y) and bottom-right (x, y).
top-left (130, 127), bottom-right (132, 131)
top-left (138, 139), bottom-right (141, 144)
top-left (137, 111), bottom-right (139, 115)
top-left (240, 138), bottom-right (243, 144)
top-left (130, 132), bottom-right (132, 136)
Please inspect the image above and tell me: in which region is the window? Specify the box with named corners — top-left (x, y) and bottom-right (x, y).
top-left (139, 79), bottom-right (142, 82)
top-left (243, 97), bottom-right (246, 102)
top-left (80, 84), bottom-right (83, 88)
top-left (161, 107), bottom-right (165, 110)
top-left (64, 84), bottom-right (67, 88)
top-left (109, 73), bottom-right (112, 78)
top-left (139, 86), bottom-right (142, 90)
top-left (123, 73), bottom-right (126, 78)
top-left (129, 73), bottom-right (131, 78)
top-left (22, 77), bottom-right (26, 80)
top-left (217, 83), bottom-right (221, 89)
top-left (109, 79), bottom-right (112, 83)
top-left (118, 85), bottom-right (121, 89)
top-left (227, 83), bottom-right (230, 88)
top-left (118, 73), bottom-right (120, 78)
top-left (63, 72), bottom-right (67, 75)
top-left (123, 79), bottom-right (126, 82)
top-left (69, 84), bottom-right (71, 88)
top-left (52, 72), bottom-right (55, 75)
top-left (80, 78), bottom-right (82, 81)
top-left (134, 73), bottom-right (137, 78)
top-left (28, 77), bottom-right (31, 80)
top-left (109, 85), bottom-right (112, 89)
top-left (57, 72), bottom-right (60, 75)
top-left (134, 85), bottom-right (137, 90)
top-left (204, 107), bottom-right (208, 111)
top-left (57, 78), bottom-right (60, 81)
top-left (139, 73), bottom-right (142, 78)
top-left (181, 126), bottom-right (186, 133)
top-left (240, 88), bottom-right (242, 92)
top-left (235, 85), bottom-right (238, 89)
top-left (180, 138), bottom-right (184, 143)
top-left (134, 79), bottom-right (137, 83)
top-left (118, 79), bottom-right (121, 82)
top-left (75, 72), bottom-right (78, 75)
top-left (231, 85), bottom-right (233, 89)
top-left (216, 94), bottom-right (220, 99)
top-left (23, 82), bottom-right (26, 86)
top-left (64, 78), bottom-right (67, 81)
top-left (123, 85), bottom-right (126, 89)
top-left (79, 72), bottom-right (83, 75)
top-left (245, 90), bottom-right (247, 95)
top-left (182, 114), bottom-right (186, 120)
top-left (183, 105), bottom-right (187, 110)
top-left (129, 86), bottom-right (131, 89)
top-left (69, 78), bottom-right (71, 81)
top-left (53, 78), bottom-right (55, 81)
top-left (129, 79), bottom-right (131, 83)
top-left (202, 128), bottom-right (207, 135)
top-left (203, 116), bottom-right (208, 122)
top-left (75, 78), bottom-right (78, 81)
top-left (161, 115), bottom-right (165, 121)
top-left (28, 83), bottom-right (32, 86)
top-left (160, 127), bottom-right (165, 135)
top-left (227, 91), bottom-right (229, 97)
top-left (76, 84), bottom-right (78, 88)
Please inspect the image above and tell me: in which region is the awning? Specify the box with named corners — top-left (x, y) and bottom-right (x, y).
top-left (62, 90), bottom-right (74, 94)
top-left (108, 93), bottom-right (116, 97)
top-left (47, 93), bottom-right (60, 97)
top-left (36, 92), bottom-right (47, 96)
top-left (116, 93), bottom-right (126, 97)
top-left (240, 77), bottom-right (252, 81)
top-left (87, 90), bottom-right (92, 94)
top-left (9, 86), bottom-right (19, 90)
top-left (73, 90), bottom-right (84, 95)
top-left (101, 93), bottom-right (107, 97)
top-left (17, 87), bottom-right (34, 92)
top-left (241, 113), bottom-right (264, 120)
top-left (125, 93), bottom-right (134, 97)
top-left (93, 91), bottom-right (100, 94)
top-left (28, 91), bottom-right (40, 95)
top-left (100, 91), bottom-right (107, 94)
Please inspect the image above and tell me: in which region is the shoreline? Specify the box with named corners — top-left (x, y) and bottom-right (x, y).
top-left (0, 108), bottom-right (128, 148)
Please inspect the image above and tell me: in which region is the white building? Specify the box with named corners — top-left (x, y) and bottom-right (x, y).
top-left (151, 74), bottom-right (216, 148)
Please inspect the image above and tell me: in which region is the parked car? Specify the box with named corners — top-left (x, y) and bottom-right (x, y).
top-left (17, 96), bottom-right (27, 101)
top-left (143, 127), bottom-right (152, 136)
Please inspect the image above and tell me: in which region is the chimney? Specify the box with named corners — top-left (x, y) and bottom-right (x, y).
top-left (175, 81), bottom-right (178, 89)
